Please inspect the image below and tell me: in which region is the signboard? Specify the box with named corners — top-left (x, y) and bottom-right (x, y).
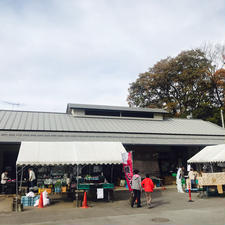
top-left (198, 172), bottom-right (225, 186)
top-left (122, 151), bottom-right (133, 191)
top-left (97, 188), bottom-right (104, 199)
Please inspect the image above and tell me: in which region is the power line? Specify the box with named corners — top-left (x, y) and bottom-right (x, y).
top-left (0, 100), bottom-right (23, 110)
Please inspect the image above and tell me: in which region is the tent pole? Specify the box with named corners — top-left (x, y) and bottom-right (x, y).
top-left (76, 165), bottom-right (79, 207)
top-left (210, 163), bottom-right (214, 173)
top-left (19, 167), bottom-right (24, 193)
top-left (16, 165), bottom-right (18, 212)
top-left (77, 165), bottom-right (79, 187)
top-left (111, 165), bottom-right (113, 183)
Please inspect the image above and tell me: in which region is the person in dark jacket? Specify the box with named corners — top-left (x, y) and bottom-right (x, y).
top-left (131, 169), bottom-right (142, 208)
top-left (141, 174), bottom-right (154, 208)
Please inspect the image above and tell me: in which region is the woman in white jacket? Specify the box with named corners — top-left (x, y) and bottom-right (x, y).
top-left (176, 167), bottom-right (184, 193)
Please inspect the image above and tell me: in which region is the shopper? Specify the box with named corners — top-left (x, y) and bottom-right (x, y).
top-left (180, 166), bottom-right (186, 191)
top-left (141, 174), bottom-right (154, 208)
top-left (188, 168), bottom-right (196, 188)
top-left (131, 169), bottom-right (142, 208)
top-left (28, 168), bottom-right (36, 188)
top-left (176, 167), bottom-right (184, 193)
top-left (1, 171), bottom-right (8, 194)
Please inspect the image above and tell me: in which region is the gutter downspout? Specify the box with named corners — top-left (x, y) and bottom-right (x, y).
top-left (16, 165), bottom-right (18, 212)
top-left (220, 109), bottom-right (224, 128)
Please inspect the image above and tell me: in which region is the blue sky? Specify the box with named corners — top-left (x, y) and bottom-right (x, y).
top-left (0, 0), bottom-right (224, 112)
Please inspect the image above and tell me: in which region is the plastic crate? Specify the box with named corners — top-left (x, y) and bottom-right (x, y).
top-left (38, 188), bottom-right (52, 194)
top-left (61, 186), bottom-right (67, 192)
top-left (55, 187), bottom-right (61, 193)
top-left (21, 196), bottom-right (30, 206)
top-left (30, 196), bottom-right (39, 206)
top-left (102, 183), bottom-right (114, 189)
top-left (21, 196), bottom-right (39, 206)
top-left (78, 184), bottom-right (90, 190)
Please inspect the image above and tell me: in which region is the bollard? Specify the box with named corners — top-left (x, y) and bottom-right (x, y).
top-left (188, 184), bottom-right (193, 202)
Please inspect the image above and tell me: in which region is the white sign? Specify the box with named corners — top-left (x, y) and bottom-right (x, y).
top-left (97, 188), bottom-right (104, 199)
top-left (121, 152), bottom-right (128, 163)
top-left (187, 164), bottom-right (191, 172)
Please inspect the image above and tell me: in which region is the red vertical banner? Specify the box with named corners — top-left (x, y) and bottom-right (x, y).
top-left (122, 151), bottom-right (133, 191)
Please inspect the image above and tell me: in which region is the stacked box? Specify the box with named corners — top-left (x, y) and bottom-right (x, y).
top-left (21, 196), bottom-right (40, 207)
top-left (61, 186), bottom-right (67, 192)
top-left (55, 187), bottom-right (61, 193)
top-left (21, 196), bottom-right (30, 206)
top-left (38, 188), bottom-right (52, 194)
top-left (78, 184), bottom-right (90, 190)
top-left (30, 196), bottom-right (39, 206)
top-left (102, 183), bottom-right (114, 189)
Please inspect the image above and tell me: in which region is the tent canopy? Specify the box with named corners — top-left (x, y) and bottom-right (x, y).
top-left (187, 144), bottom-right (225, 163)
top-left (16, 142), bottom-right (127, 166)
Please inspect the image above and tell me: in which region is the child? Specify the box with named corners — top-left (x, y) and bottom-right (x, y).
top-left (141, 174), bottom-right (154, 208)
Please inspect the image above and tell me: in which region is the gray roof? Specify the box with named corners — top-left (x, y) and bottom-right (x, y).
top-left (66, 103), bottom-right (168, 114)
top-left (0, 130), bottom-right (224, 145)
top-left (0, 110), bottom-right (224, 137)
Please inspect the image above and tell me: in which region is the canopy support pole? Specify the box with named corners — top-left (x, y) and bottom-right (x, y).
top-left (16, 165), bottom-right (18, 212)
top-left (76, 165), bottom-right (79, 207)
top-left (19, 166), bottom-right (25, 193)
top-left (111, 165), bottom-right (113, 183)
top-left (210, 163), bottom-right (214, 173)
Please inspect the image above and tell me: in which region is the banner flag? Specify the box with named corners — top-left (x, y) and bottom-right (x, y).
top-left (122, 151), bottom-right (133, 191)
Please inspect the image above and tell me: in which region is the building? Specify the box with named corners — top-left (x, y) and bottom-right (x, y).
top-left (0, 103), bottom-right (224, 178)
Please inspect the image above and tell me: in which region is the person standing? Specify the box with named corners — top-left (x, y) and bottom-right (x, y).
top-left (1, 171), bottom-right (8, 194)
top-left (188, 168), bottom-right (196, 188)
top-left (180, 166), bottom-right (186, 191)
top-left (131, 169), bottom-right (142, 208)
top-left (141, 174), bottom-right (154, 208)
top-left (176, 167), bottom-right (184, 193)
top-left (28, 168), bottom-right (36, 188)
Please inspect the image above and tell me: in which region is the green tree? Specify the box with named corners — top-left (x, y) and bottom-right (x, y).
top-left (127, 48), bottom-right (225, 125)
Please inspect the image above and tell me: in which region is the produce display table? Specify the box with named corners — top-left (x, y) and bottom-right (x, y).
top-left (2, 182), bottom-right (16, 194)
top-left (77, 183), bottom-right (114, 202)
top-left (78, 183), bottom-right (114, 190)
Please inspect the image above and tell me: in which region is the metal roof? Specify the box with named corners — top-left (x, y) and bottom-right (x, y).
top-left (0, 130), bottom-right (224, 145)
top-left (66, 103), bottom-right (168, 114)
top-left (0, 110), bottom-right (224, 136)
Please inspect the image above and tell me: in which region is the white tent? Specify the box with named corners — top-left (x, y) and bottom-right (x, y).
top-left (16, 141), bottom-right (127, 165)
top-left (15, 141), bottom-right (127, 211)
top-left (188, 144), bottom-right (225, 163)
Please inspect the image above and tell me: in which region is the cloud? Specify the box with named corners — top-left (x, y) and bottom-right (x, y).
top-left (0, 0), bottom-right (224, 112)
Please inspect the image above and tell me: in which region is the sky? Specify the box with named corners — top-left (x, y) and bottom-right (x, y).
top-left (0, 0), bottom-right (224, 113)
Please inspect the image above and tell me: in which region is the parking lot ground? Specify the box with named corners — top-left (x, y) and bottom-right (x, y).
top-left (0, 187), bottom-right (225, 225)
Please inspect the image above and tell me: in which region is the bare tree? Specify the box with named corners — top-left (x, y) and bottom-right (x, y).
top-left (202, 42), bottom-right (225, 70)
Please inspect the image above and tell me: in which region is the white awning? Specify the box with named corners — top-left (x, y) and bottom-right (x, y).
top-left (16, 142), bottom-right (127, 166)
top-left (187, 144), bottom-right (225, 163)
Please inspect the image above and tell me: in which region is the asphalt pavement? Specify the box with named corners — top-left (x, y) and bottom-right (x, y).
top-left (0, 187), bottom-right (225, 225)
